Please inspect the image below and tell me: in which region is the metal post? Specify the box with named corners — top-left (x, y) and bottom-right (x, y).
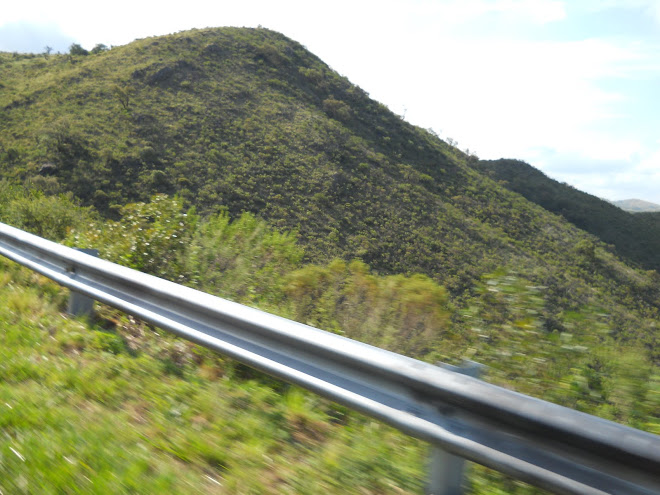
top-left (67, 248), bottom-right (98, 317)
top-left (427, 360), bottom-right (485, 495)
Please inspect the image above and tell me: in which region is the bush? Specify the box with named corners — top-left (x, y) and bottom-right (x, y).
top-left (0, 181), bottom-right (94, 240)
top-left (69, 43), bottom-right (89, 56)
top-left (68, 194), bottom-right (196, 278)
top-left (322, 98), bottom-right (352, 122)
top-left (183, 211), bottom-right (303, 306)
top-left (285, 259), bottom-right (451, 356)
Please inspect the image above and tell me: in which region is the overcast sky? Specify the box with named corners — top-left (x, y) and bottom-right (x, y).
top-left (2, 0), bottom-right (659, 203)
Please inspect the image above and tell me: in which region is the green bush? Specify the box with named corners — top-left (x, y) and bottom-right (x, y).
top-left (68, 194), bottom-right (196, 278)
top-left (0, 181), bottom-right (94, 240)
top-left (183, 211), bottom-right (303, 307)
top-left (285, 259), bottom-right (451, 356)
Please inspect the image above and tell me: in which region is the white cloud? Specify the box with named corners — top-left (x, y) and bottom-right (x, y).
top-left (530, 143), bottom-right (660, 203)
top-left (0, 0), bottom-right (567, 50)
top-left (404, 0), bottom-right (566, 24)
top-left (371, 36), bottom-right (642, 155)
top-left (573, 0), bottom-right (660, 29)
top-left (635, 146), bottom-right (660, 173)
top-left (492, 0), bottom-right (567, 23)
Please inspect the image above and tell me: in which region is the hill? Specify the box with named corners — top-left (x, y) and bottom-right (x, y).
top-left (0, 28), bottom-right (602, 289)
top-left (476, 158), bottom-right (660, 273)
top-left (613, 199), bottom-right (660, 213)
top-left (0, 27), bottom-right (659, 358)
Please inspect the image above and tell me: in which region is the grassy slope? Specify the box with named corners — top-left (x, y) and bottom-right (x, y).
top-left (0, 194), bottom-right (658, 494)
top-left (0, 257), bottom-right (428, 494)
top-left (0, 255), bottom-right (564, 495)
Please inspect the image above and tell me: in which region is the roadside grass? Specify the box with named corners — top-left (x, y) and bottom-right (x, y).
top-left (0, 258), bottom-right (428, 494)
top-left (6, 243), bottom-right (652, 494)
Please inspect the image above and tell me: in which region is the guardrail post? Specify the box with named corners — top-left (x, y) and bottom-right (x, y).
top-left (427, 360), bottom-right (485, 495)
top-left (67, 248), bottom-right (98, 317)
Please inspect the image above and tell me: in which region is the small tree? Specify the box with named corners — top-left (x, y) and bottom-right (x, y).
top-left (91, 43), bottom-right (108, 54)
top-left (69, 43), bottom-right (89, 56)
top-left (112, 84), bottom-right (131, 111)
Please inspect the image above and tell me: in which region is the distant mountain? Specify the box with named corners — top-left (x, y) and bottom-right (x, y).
top-left (612, 199), bottom-right (660, 213)
top-left (476, 159), bottom-right (660, 272)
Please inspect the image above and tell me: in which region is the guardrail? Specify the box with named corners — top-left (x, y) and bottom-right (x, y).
top-left (0, 221), bottom-right (659, 495)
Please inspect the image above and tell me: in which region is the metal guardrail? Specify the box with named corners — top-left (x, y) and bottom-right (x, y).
top-left (0, 221), bottom-right (659, 495)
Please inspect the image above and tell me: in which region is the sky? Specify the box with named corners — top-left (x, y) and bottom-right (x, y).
top-left (2, 0), bottom-right (659, 203)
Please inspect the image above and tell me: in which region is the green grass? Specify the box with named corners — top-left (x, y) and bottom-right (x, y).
top-left (2, 246), bottom-right (658, 493)
top-left (0, 258), bottom-right (431, 494)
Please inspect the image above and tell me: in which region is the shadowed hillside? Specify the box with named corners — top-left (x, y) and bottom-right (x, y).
top-left (476, 158), bottom-right (660, 272)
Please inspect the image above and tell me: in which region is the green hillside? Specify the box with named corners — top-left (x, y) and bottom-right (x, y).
top-left (476, 158), bottom-right (660, 272)
top-left (0, 27), bottom-right (628, 293)
top-left (0, 25), bottom-right (658, 341)
top-left (1, 26), bottom-right (658, 361)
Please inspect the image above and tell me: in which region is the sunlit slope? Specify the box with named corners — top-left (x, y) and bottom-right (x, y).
top-left (0, 27), bottom-right (641, 293)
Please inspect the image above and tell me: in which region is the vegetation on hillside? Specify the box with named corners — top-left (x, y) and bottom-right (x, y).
top-left (476, 158), bottom-right (660, 272)
top-left (0, 26), bottom-right (647, 296)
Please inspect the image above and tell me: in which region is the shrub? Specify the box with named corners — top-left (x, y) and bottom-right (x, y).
top-left (0, 182), bottom-right (94, 241)
top-left (68, 194), bottom-right (196, 278)
top-left (69, 43), bottom-right (89, 56)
